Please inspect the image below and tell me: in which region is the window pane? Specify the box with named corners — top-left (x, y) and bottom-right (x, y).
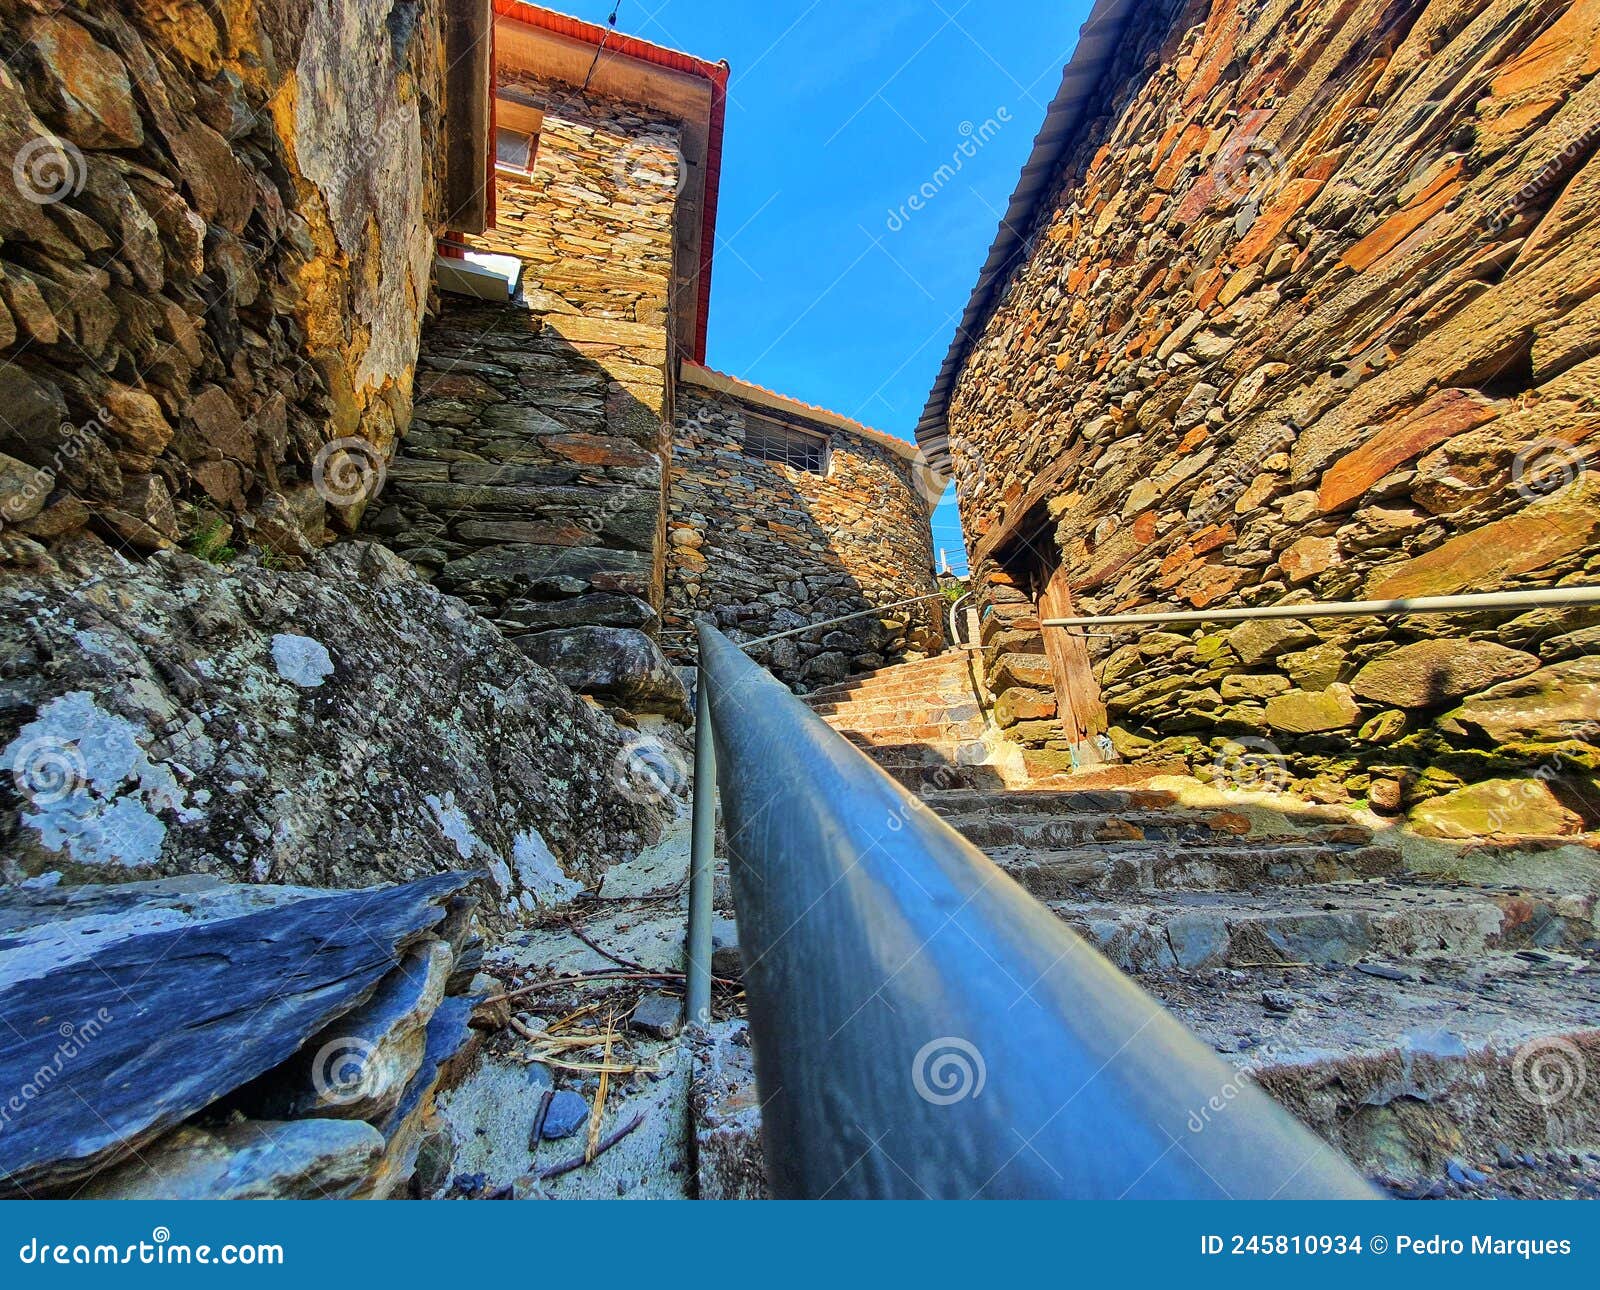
top-left (496, 128), bottom-right (531, 171)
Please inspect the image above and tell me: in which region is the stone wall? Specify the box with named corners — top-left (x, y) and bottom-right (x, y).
top-left (947, 0), bottom-right (1600, 830)
top-left (0, 0), bottom-right (454, 567)
top-left (665, 378), bottom-right (941, 690)
top-left (366, 72), bottom-right (688, 715)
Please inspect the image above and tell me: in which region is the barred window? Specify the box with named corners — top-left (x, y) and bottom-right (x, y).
top-left (743, 414), bottom-right (829, 475)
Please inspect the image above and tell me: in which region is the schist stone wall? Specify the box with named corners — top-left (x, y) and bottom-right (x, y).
top-left (665, 374), bottom-right (941, 691)
top-left (367, 72), bottom-right (689, 715)
top-left (0, 0), bottom-right (456, 568)
top-left (947, 0), bottom-right (1600, 834)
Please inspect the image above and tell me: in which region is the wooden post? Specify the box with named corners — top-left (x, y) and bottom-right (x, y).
top-left (1036, 561), bottom-right (1111, 765)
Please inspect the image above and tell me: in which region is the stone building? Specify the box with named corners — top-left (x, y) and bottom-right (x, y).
top-left (918, 0), bottom-right (1600, 832)
top-left (0, 0), bottom-right (939, 713)
top-left (366, 2), bottom-right (941, 704)
top-left (666, 362), bottom-right (940, 689)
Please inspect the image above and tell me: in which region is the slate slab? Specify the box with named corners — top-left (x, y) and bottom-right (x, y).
top-left (0, 871), bottom-right (475, 1196)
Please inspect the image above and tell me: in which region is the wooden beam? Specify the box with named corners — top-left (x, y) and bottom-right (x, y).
top-left (442, 0), bottom-right (492, 235)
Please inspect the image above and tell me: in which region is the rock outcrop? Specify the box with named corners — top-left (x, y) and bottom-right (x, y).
top-left (0, 540), bottom-right (673, 917)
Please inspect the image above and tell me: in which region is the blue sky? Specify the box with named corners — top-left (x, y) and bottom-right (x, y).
top-left (555, 0), bottom-right (1095, 571)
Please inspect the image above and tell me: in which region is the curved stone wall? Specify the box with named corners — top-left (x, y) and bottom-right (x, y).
top-left (666, 377), bottom-right (942, 690)
top-left (0, 0), bottom-right (454, 568)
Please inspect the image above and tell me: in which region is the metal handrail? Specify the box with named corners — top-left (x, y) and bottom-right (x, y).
top-left (686, 618), bottom-right (1378, 1199)
top-left (945, 589), bottom-right (973, 648)
top-left (685, 590), bottom-right (952, 1028)
top-left (1041, 584), bottom-right (1600, 629)
top-left (739, 590), bottom-right (947, 648)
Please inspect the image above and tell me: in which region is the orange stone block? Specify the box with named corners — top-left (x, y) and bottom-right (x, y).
top-left (1181, 563), bottom-right (1242, 607)
top-left (1491, 0), bottom-right (1600, 99)
top-left (1233, 178), bottom-right (1325, 266)
top-left (1158, 544), bottom-right (1196, 580)
top-left (1367, 500), bottom-right (1600, 600)
top-left (1193, 266), bottom-right (1226, 310)
top-left (1339, 163), bottom-right (1462, 272)
top-left (1155, 123), bottom-right (1210, 191)
top-left (1317, 388), bottom-right (1501, 512)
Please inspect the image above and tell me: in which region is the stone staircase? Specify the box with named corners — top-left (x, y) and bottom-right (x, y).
top-left (801, 651), bottom-right (1600, 1197)
top-left (802, 651), bottom-right (1014, 790)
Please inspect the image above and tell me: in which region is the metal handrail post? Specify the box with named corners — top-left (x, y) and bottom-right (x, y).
top-left (685, 662), bottom-right (716, 1029)
top-left (694, 619), bottom-right (1378, 1199)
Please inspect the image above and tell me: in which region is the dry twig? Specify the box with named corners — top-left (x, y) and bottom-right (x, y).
top-left (586, 1011), bottom-right (616, 1163)
top-left (538, 1112), bottom-right (646, 1180)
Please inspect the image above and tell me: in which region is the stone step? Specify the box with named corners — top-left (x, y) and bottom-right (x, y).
top-left (820, 702), bottom-right (981, 731)
top-left (805, 678), bottom-right (973, 707)
top-left (804, 660), bottom-right (972, 702)
top-left (1142, 953), bottom-right (1600, 1189)
top-left (1041, 882), bottom-right (1597, 975)
top-left (839, 722), bottom-right (988, 747)
top-left (988, 840), bottom-right (1405, 897)
top-left (922, 786), bottom-right (1184, 815)
top-left (876, 761), bottom-right (1010, 791)
top-left (807, 694), bottom-right (975, 718)
top-left (849, 740), bottom-right (981, 766)
top-left (940, 808), bottom-right (1373, 853)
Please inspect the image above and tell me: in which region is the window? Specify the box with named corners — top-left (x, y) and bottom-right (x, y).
top-left (493, 100), bottom-right (544, 176)
top-left (743, 413), bottom-right (829, 475)
top-left (495, 127), bottom-right (533, 172)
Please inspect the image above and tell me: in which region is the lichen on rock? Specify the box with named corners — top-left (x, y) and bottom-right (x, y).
top-left (0, 540), bottom-right (673, 922)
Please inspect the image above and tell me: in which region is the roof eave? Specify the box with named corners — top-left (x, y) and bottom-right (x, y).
top-left (912, 0), bottom-right (1142, 464)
